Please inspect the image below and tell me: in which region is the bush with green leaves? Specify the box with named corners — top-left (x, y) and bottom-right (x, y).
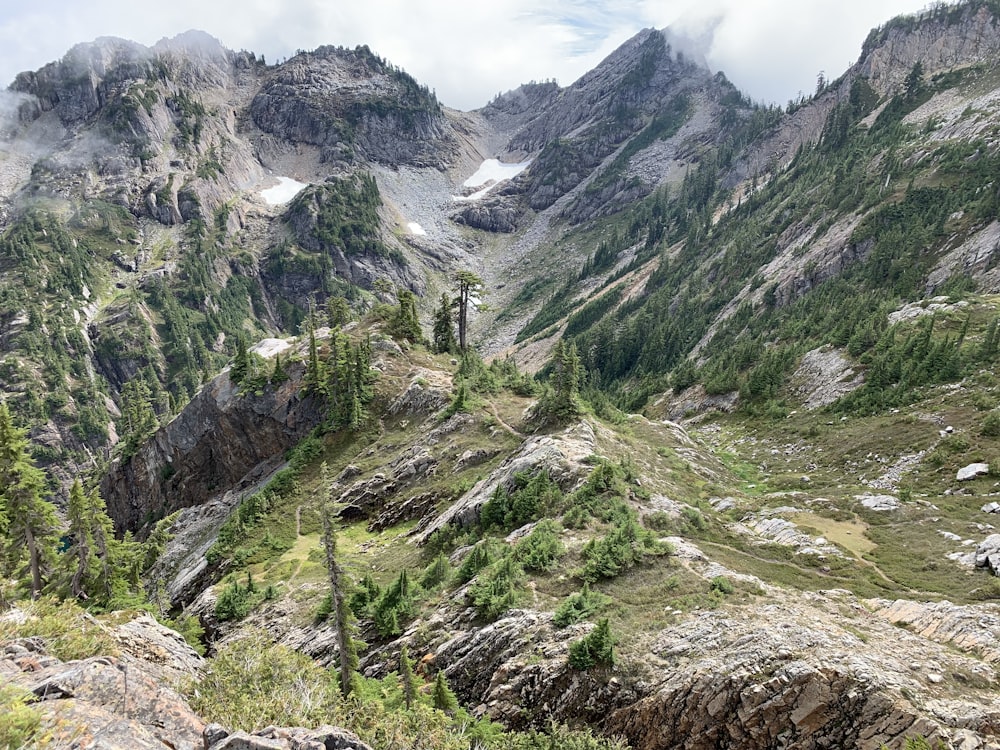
top-left (188, 629), bottom-right (342, 730)
top-left (509, 721), bottom-right (629, 750)
top-left (568, 618), bottom-right (615, 669)
top-left (0, 597), bottom-right (119, 661)
top-left (563, 460), bottom-right (636, 526)
top-left (480, 470), bottom-right (563, 532)
top-left (553, 582), bottom-right (611, 628)
top-left (580, 516), bottom-right (670, 582)
top-left (468, 554), bottom-right (524, 621)
top-left (709, 576), bottom-right (734, 595)
top-left (514, 520), bottom-right (565, 572)
top-left (0, 684), bottom-right (42, 748)
top-left (372, 570), bottom-right (417, 637)
top-left (455, 538), bottom-right (505, 584)
top-left (981, 410), bottom-right (1000, 437)
top-left (214, 573), bottom-right (266, 622)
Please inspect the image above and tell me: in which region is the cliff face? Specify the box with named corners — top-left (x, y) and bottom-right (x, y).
top-left (857, 3), bottom-right (1000, 96)
top-left (248, 45), bottom-right (453, 168)
top-left (101, 359), bottom-right (323, 535)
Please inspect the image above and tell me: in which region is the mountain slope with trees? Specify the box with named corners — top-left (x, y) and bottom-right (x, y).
top-left (6, 2), bottom-right (1000, 748)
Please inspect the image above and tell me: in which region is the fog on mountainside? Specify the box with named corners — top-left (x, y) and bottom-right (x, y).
top-left (3, 3), bottom-right (1000, 748)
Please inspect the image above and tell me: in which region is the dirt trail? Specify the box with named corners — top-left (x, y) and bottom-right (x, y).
top-left (489, 404), bottom-right (525, 440)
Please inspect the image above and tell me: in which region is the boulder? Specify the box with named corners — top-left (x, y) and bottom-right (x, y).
top-left (975, 534), bottom-right (1000, 575)
top-left (957, 463), bottom-right (990, 482)
top-left (858, 494), bottom-right (900, 511)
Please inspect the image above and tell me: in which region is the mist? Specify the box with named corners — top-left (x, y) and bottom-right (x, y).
top-left (0, 0), bottom-right (934, 111)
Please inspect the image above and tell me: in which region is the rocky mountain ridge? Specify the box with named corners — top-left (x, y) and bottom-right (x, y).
top-left (8, 3), bottom-right (1000, 748)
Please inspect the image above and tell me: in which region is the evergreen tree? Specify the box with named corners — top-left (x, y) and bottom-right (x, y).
top-left (568, 618), bottom-right (615, 669)
top-left (453, 270), bottom-right (484, 352)
top-left (319, 462), bottom-right (359, 696)
top-left (432, 292), bottom-right (457, 354)
top-left (64, 480), bottom-right (115, 602)
top-left (305, 316), bottom-right (324, 394)
top-left (399, 644), bottom-right (418, 710)
top-left (120, 378), bottom-right (158, 450)
top-left (270, 352), bottom-right (288, 384)
top-left (230, 334), bottom-right (250, 384)
top-left (326, 295), bottom-right (352, 328)
top-left (0, 403), bottom-right (59, 599)
top-left (533, 340), bottom-right (583, 423)
top-left (431, 670), bottom-right (459, 714)
top-left (389, 289), bottom-right (424, 344)
top-left (419, 552), bottom-right (451, 589)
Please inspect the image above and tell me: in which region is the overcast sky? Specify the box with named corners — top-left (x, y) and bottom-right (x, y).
top-left (0, 0), bottom-right (933, 111)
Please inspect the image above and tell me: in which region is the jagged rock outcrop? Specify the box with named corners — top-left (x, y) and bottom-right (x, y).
top-left (355, 584), bottom-right (1000, 748)
top-left (868, 598), bottom-right (1000, 663)
top-left (101, 359), bottom-right (324, 535)
top-left (249, 45), bottom-right (452, 168)
top-left (603, 590), bottom-right (1000, 749)
top-left (1, 610), bottom-right (371, 750)
top-left (451, 196), bottom-right (521, 232)
top-left (434, 610), bottom-right (640, 729)
top-left (2, 618), bottom-right (205, 750)
top-left (416, 420), bottom-right (598, 543)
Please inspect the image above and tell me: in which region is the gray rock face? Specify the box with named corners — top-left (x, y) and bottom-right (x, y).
top-left (857, 4), bottom-right (1000, 98)
top-left (485, 28), bottom-right (728, 219)
top-left (249, 46), bottom-right (451, 168)
top-left (452, 197), bottom-right (522, 233)
top-left (792, 346), bottom-right (864, 409)
top-left (101, 359), bottom-right (324, 535)
top-left (12, 37), bottom-right (157, 125)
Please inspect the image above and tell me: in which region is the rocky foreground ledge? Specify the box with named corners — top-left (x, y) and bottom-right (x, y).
top-left (0, 612), bottom-right (369, 750)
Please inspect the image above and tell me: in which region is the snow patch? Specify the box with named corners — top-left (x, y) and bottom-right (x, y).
top-left (407, 222), bottom-right (427, 236)
top-left (452, 158), bottom-right (531, 202)
top-left (261, 176), bottom-right (308, 205)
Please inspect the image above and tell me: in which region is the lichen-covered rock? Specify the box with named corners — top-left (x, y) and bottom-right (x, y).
top-left (5, 632), bottom-right (204, 750)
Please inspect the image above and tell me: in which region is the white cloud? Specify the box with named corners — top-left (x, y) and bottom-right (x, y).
top-left (0, 0), bottom-right (933, 111)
